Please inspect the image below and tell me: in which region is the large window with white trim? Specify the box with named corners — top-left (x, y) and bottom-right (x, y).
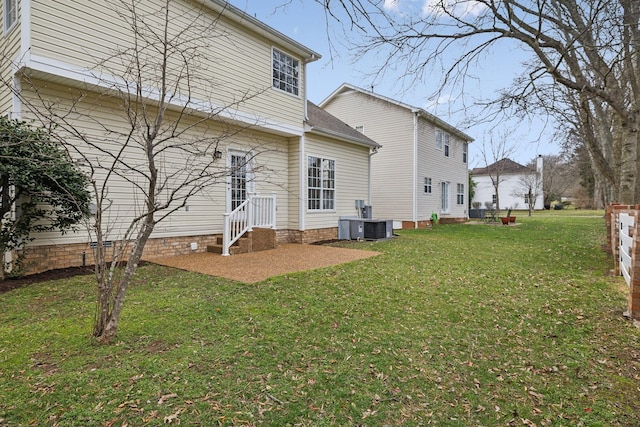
top-left (457, 183), bottom-right (464, 205)
top-left (272, 48), bottom-right (299, 96)
top-left (4, 0), bottom-right (17, 33)
top-left (424, 177), bottom-right (432, 194)
top-left (308, 156), bottom-right (335, 211)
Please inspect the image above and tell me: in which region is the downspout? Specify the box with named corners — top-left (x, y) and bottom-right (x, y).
top-left (20, 0), bottom-right (31, 61)
top-left (412, 110), bottom-right (419, 228)
top-left (368, 146), bottom-right (378, 205)
top-left (4, 0), bottom-right (31, 273)
top-left (299, 134), bottom-right (305, 233)
top-left (299, 55), bottom-right (316, 233)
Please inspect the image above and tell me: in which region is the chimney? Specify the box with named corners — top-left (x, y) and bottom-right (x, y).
top-left (536, 155), bottom-right (543, 174)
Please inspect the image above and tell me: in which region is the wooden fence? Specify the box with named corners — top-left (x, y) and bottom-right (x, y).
top-left (606, 204), bottom-right (640, 319)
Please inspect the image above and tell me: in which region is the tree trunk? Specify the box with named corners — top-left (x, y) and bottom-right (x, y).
top-left (94, 220), bottom-right (154, 344)
top-left (617, 112), bottom-right (638, 204)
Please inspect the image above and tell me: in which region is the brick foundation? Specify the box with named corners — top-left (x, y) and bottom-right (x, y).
top-left (401, 220), bottom-right (430, 229)
top-left (18, 234), bottom-right (220, 275)
top-left (17, 227), bottom-right (342, 275)
top-left (281, 227), bottom-right (339, 244)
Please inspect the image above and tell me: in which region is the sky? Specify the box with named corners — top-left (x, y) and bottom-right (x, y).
top-left (227, 0), bottom-right (560, 168)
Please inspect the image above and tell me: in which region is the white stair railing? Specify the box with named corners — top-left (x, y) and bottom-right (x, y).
top-left (222, 193), bottom-right (276, 256)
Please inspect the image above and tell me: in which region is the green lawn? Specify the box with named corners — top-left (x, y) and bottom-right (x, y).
top-left (2, 212), bottom-right (640, 426)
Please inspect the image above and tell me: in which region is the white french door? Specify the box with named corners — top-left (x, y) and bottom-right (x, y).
top-left (227, 152), bottom-right (254, 213)
top-left (441, 181), bottom-right (450, 214)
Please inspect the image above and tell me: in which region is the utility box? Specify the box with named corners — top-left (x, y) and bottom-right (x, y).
top-left (350, 220), bottom-right (365, 240)
top-left (362, 205), bottom-right (373, 219)
top-left (338, 217), bottom-right (357, 239)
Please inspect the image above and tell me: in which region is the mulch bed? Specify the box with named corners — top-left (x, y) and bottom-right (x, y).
top-left (0, 266), bottom-right (94, 293)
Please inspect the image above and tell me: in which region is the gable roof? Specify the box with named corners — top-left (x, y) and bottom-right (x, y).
top-left (208, 1), bottom-right (321, 62)
top-left (319, 83), bottom-right (474, 143)
top-left (305, 101), bottom-right (381, 149)
top-left (471, 158), bottom-right (533, 175)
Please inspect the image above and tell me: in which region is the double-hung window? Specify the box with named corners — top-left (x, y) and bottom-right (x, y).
top-left (457, 183), bottom-right (464, 205)
top-left (462, 143), bottom-right (468, 163)
top-left (444, 133), bottom-right (450, 157)
top-left (308, 156), bottom-right (335, 211)
top-left (4, 0), bottom-right (17, 34)
top-left (272, 48), bottom-right (299, 96)
top-left (435, 129), bottom-right (443, 150)
top-left (436, 129), bottom-right (450, 156)
top-left (424, 177), bottom-right (432, 194)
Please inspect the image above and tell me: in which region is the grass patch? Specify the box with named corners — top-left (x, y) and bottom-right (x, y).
top-left (1, 213), bottom-right (639, 425)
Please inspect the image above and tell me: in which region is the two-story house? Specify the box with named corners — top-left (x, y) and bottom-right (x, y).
top-left (0, 0), bottom-right (379, 273)
top-left (471, 157), bottom-right (544, 211)
top-left (320, 84), bottom-right (473, 228)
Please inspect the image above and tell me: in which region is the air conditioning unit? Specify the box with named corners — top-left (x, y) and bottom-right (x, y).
top-left (364, 219), bottom-right (393, 240)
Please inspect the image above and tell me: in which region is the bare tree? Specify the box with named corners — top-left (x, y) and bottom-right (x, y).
top-left (2, 0), bottom-right (272, 343)
top-left (474, 130), bottom-right (517, 216)
top-left (319, 0), bottom-right (640, 204)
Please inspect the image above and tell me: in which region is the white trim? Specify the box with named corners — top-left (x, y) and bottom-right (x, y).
top-left (17, 54), bottom-right (305, 137)
top-left (206, 0), bottom-right (321, 62)
top-left (299, 135), bottom-right (306, 230)
top-left (271, 47), bottom-right (301, 98)
top-left (226, 149), bottom-right (255, 213)
top-left (305, 154), bottom-right (337, 213)
top-left (19, 0), bottom-right (29, 55)
top-left (3, 0), bottom-right (18, 35)
top-left (412, 111), bottom-right (418, 225)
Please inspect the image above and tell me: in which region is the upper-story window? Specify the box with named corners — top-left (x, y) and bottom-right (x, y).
top-left (463, 143), bottom-right (468, 163)
top-left (4, 0), bottom-right (17, 34)
top-left (444, 134), bottom-right (450, 157)
top-left (272, 48), bottom-right (299, 96)
top-left (435, 129), bottom-right (450, 153)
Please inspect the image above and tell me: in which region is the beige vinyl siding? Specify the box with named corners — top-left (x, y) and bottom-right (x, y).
top-left (417, 118), bottom-right (468, 218)
top-left (0, 0), bottom-right (20, 114)
top-left (304, 134), bottom-right (370, 230)
top-left (416, 119), bottom-right (441, 219)
top-left (323, 91), bottom-right (414, 220)
top-left (29, 0), bottom-right (304, 129)
top-left (19, 79), bottom-right (290, 246)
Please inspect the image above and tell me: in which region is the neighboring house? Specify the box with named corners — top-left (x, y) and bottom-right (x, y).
top-left (0, 0), bottom-right (379, 273)
top-left (320, 84), bottom-right (474, 228)
top-left (471, 156), bottom-right (544, 211)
